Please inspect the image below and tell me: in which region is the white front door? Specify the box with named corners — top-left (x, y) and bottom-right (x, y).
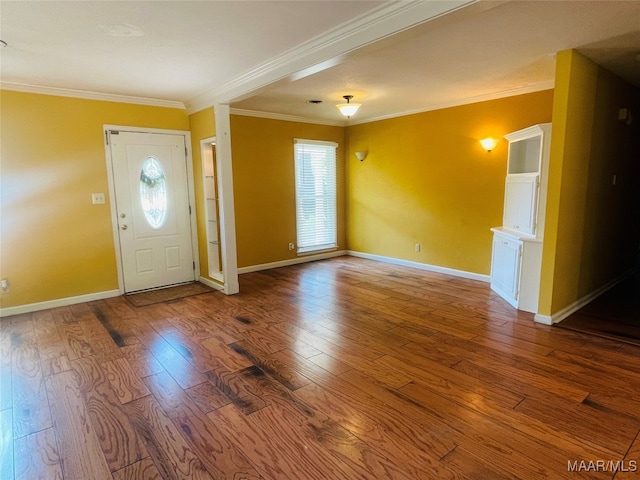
top-left (109, 131), bottom-right (195, 292)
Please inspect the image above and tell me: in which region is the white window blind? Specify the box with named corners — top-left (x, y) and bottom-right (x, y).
top-left (294, 139), bottom-right (338, 254)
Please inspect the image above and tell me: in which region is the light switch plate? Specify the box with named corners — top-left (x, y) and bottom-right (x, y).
top-left (92, 193), bottom-right (106, 204)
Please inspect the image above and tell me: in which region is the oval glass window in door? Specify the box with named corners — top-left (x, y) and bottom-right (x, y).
top-left (139, 157), bottom-right (167, 229)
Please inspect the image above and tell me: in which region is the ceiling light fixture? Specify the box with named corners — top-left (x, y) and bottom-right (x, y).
top-left (336, 95), bottom-right (361, 118)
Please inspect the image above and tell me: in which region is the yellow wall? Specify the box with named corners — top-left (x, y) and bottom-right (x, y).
top-left (539, 50), bottom-right (640, 316)
top-left (5, 66), bottom-right (636, 315)
top-left (229, 115), bottom-right (345, 268)
top-left (0, 90), bottom-right (189, 308)
top-left (345, 91), bottom-right (554, 274)
top-left (187, 107), bottom-right (217, 281)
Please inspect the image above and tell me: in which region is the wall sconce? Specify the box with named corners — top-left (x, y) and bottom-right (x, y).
top-left (355, 151), bottom-right (367, 161)
top-left (480, 138), bottom-right (498, 152)
top-left (337, 95), bottom-right (361, 118)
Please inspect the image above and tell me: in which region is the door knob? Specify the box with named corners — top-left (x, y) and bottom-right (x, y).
top-left (120, 213), bottom-right (126, 218)
top-left (121, 224), bottom-right (128, 230)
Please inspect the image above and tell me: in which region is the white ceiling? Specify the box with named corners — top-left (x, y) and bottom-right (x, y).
top-left (2, 1), bottom-right (640, 125)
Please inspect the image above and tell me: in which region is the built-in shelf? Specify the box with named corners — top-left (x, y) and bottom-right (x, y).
top-left (490, 123), bottom-right (551, 313)
top-left (202, 139), bottom-right (223, 282)
top-left (507, 135), bottom-right (542, 174)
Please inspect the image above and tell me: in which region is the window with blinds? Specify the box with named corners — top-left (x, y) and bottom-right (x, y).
top-left (294, 139), bottom-right (338, 254)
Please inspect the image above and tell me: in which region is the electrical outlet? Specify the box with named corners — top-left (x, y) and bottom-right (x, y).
top-left (415, 243), bottom-right (421, 252)
top-left (1, 278), bottom-right (9, 293)
top-left (92, 193), bottom-right (106, 204)
top-left (288, 243), bottom-right (295, 251)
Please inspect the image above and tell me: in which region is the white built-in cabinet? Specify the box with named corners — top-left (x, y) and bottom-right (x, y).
top-left (490, 123), bottom-right (551, 313)
top-left (202, 138), bottom-right (224, 283)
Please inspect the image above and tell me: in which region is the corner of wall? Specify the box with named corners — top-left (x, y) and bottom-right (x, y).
top-left (538, 49), bottom-right (640, 318)
top-left (537, 49), bottom-right (573, 317)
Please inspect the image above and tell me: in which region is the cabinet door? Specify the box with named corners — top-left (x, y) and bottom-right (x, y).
top-left (491, 235), bottom-right (522, 302)
top-left (503, 174), bottom-right (539, 236)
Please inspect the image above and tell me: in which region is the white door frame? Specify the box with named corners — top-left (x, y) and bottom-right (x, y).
top-left (104, 125), bottom-right (200, 294)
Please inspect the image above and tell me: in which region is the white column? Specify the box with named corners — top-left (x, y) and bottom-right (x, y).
top-left (214, 104), bottom-right (239, 295)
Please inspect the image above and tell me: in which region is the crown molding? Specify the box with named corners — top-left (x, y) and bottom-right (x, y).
top-left (0, 82), bottom-right (186, 109)
top-left (229, 108), bottom-right (345, 127)
top-left (230, 81), bottom-right (554, 127)
top-left (186, 0), bottom-right (475, 113)
top-left (347, 81), bottom-right (556, 126)
top-left (230, 80), bottom-right (554, 128)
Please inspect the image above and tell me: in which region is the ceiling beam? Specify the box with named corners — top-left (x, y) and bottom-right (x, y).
top-left (185, 0), bottom-right (476, 113)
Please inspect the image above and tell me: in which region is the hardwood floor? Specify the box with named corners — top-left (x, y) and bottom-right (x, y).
top-left (557, 271), bottom-right (640, 346)
top-left (1, 256), bottom-right (639, 479)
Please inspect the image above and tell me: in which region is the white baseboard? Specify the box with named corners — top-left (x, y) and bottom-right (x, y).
top-left (1, 252), bottom-right (347, 315)
top-left (0, 289), bottom-right (121, 317)
top-left (534, 267), bottom-right (639, 325)
top-left (238, 250), bottom-right (347, 274)
top-left (16, 254), bottom-right (630, 321)
top-left (346, 250), bottom-right (490, 283)
top-left (533, 313), bottom-right (553, 325)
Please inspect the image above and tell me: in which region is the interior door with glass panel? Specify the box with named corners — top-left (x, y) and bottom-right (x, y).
top-left (109, 131), bottom-right (195, 292)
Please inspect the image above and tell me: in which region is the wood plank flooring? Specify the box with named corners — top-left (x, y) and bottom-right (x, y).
top-left (557, 271), bottom-right (640, 346)
top-left (1, 256), bottom-right (639, 479)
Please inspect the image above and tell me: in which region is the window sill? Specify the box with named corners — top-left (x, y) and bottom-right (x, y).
top-left (297, 246), bottom-right (338, 257)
